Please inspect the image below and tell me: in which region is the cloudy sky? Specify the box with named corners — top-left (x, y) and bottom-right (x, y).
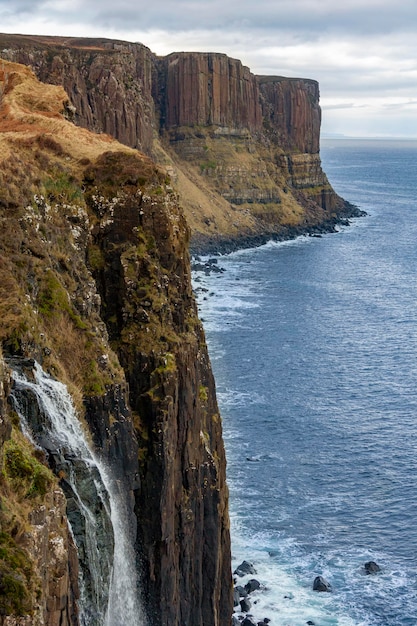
top-left (1, 0), bottom-right (417, 138)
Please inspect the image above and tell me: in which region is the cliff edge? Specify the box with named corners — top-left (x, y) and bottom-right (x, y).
top-left (0, 60), bottom-right (231, 626)
top-left (0, 34), bottom-right (360, 254)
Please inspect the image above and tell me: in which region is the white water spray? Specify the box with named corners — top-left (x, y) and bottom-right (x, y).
top-left (11, 362), bottom-right (145, 626)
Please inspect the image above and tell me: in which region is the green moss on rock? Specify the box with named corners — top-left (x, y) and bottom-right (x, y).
top-left (4, 437), bottom-right (54, 498)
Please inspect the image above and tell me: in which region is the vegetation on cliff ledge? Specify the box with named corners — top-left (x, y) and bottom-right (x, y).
top-left (0, 425), bottom-right (55, 616)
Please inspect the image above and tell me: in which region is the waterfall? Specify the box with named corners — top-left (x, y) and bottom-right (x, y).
top-left (10, 361), bottom-right (145, 626)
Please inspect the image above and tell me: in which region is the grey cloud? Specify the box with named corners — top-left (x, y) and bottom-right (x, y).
top-left (322, 103), bottom-right (357, 110)
top-left (0, 0), bottom-right (46, 13)
top-left (3, 0), bottom-right (417, 38)
top-left (141, 2), bottom-right (413, 37)
top-left (1, 0), bottom-right (416, 136)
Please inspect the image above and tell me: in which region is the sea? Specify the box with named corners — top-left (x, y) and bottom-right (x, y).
top-left (192, 138), bottom-right (417, 625)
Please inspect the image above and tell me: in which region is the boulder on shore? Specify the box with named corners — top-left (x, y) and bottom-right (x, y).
top-left (235, 584), bottom-right (248, 598)
top-left (240, 597), bottom-right (252, 612)
top-left (234, 560), bottom-right (257, 577)
top-left (233, 587), bottom-right (241, 607)
top-left (245, 579), bottom-right (261, 594)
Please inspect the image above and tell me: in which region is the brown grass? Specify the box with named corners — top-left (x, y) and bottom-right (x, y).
top-left (0, 59), bottom-right (136, 174)
top-left (0, 61), bottom-right (134, 398)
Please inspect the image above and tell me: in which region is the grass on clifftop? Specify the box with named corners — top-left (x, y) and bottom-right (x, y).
top-left (0, 60), bottom-right (139, 400)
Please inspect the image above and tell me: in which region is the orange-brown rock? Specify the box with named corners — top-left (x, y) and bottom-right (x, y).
top-left (0, 34), bottom-right (156, 153)
top-left (258, 76), bottom-right (321, 153)
top-left (161, 52), bottom-right (262, 132)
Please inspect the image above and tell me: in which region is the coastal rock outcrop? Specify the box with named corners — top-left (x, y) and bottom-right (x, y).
top-left (0, 29), bottom-right (362, 623)
top-left (258, 76), bottom-right (320, 153)
top-left (364, 561), bottom-right (381, 574)
top-left (0, 34), bottom-right (156, 153)
top-left (161, 52), bottom-right (262, 131)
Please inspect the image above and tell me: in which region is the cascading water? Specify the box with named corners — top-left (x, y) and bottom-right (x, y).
top-left (10, 361), bottom-right (145, 626)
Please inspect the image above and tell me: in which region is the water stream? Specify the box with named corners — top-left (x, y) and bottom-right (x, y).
top-left (10, 361), bottom-right (144, 626)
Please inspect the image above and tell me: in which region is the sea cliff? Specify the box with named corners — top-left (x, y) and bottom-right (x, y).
top-left (0, 33), bottom-right (358, 626)
top-left (0, 60), bottom-right (230, 626)
top-left (0, 34), bottom-right (359, 254)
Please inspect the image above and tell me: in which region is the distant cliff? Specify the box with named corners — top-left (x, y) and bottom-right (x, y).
top-left (0, 34), bottom-right (359, 254)
top-left (0, 60), bottom-right (230, 626)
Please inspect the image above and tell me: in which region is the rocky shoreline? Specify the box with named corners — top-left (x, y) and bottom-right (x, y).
top-left (190, 201), bottom-right (365, 256)
top-left (231, 559), bottom-right (381, 625)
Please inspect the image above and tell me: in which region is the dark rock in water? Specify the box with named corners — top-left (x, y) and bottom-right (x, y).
top-left (245, 579), bottom-right (261, 594)
top-left (192, 258), bottom-right (225, 275)
top-left (236, 584), bottom-right (248, 598)
top-left (258, 619), bottom-right (271, 625)
top-left (313, 575), bottom-right (332, 592)
top-left (241, 618), bottom-right (257, 626)
top-left (234, 560), bottom-right (257, 576)
top-left (231, 616), bottom-right (241, 626)
top-left (365, 561), bottom-right (381, 574)
top-left (240, 597), bottom-right (252, 612)
top-left (233, 587), bottom-right (241, 607)
top-left (306, 621), bottom-right (316, 625)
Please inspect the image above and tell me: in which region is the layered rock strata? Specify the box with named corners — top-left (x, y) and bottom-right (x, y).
top-left (161, 52), bottom-right (262, 131)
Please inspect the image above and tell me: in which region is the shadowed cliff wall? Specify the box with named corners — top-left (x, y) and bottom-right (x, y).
top-left (0, 35), bottom-right (156, 152)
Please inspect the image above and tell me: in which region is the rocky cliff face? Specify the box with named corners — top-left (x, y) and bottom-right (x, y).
top-left (159, 53), bottom-right (343, 249)
top-left (0, 60), bottom-right (231, 625)
top-left (0, 33), bottom-right (360, 624)
top-left (0, 355), bottom-right (79, 626)
top-left (258, 76), bottom-right (321, 153)
top-left (84, 152), bottom-right (231, 625)
top-left (0, 34), bottom-right (357, 253)
top-left (161, 52), bottom-right (262, 131)
top-left (0, 34), bottom-right (156, 153)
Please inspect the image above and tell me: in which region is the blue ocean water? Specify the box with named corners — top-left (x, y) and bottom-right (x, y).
top-left (193, 138), bottom-right (417, 625)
